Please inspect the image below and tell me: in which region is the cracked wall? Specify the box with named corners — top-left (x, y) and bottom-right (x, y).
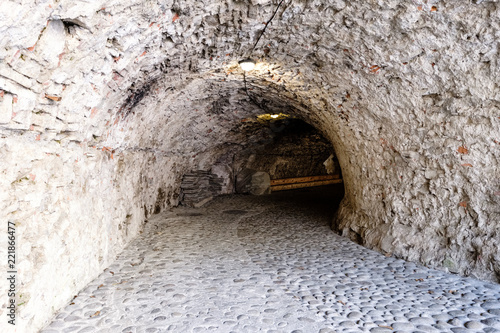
top-left (0, 0), bottom-right (499, 331)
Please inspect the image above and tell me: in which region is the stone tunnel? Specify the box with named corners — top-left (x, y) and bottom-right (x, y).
top-left (1, 0), bottom-right (499, 331)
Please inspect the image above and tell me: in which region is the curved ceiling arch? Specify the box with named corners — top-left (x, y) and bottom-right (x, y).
top-left (2, 1), bottom-right (500, 331)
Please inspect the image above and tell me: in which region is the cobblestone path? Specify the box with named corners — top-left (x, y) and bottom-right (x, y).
top-left (42, 187), bottom-right (500, 333)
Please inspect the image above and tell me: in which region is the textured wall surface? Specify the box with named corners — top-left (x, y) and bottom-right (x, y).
top-left (0, 0), bottom-right (499, 331)
top-left (236, 118), bottom-right (337, 179)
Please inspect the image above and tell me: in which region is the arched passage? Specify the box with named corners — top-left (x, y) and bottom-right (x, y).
top-left (1, 1), bottom-right (499, 331)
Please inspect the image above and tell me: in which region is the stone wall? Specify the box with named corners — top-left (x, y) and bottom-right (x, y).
top-left (179, 170), bottom-right (223, 207)
top-left (235, 118), bottom-right (339, 180)
top-left (1, 0), bottom-right (499, 331)
top-left (0, 135), bottom-right (186, 331)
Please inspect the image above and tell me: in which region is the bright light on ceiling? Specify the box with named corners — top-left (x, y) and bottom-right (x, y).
top-left (239, 59), bottom-right (256, 71)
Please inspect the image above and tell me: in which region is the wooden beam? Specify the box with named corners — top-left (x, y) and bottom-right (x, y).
top-left (270, 174), bottom-right (339, 186)
top-left (270, 179), bottom-right (343, 192)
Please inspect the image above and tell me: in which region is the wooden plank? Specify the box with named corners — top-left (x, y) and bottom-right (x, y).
top-left (270, 179), bottom-right (343, 192)
top-left (270, 174), bottom-right (339, 186)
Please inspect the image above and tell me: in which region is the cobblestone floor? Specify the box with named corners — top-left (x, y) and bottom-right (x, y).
top-left (42, 185), bottom-right (500, 333)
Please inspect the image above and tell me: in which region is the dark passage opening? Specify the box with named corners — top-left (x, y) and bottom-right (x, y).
top-left (233, 117), bottom-right (343, 196)
top-left (268, 183), bottom-right (345, 224)
top-left (179, 116), bottom-right (345, 215)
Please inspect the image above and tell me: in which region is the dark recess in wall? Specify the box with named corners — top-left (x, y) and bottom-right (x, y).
top-left (237, 118), bottom-right (340, 180)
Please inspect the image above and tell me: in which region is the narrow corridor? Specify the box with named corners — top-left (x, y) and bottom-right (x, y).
top-left (42, 186), bottom-right (500, 333)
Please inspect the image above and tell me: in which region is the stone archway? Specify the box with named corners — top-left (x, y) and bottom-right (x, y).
top-left (1, 1), bottom-right (499, 331)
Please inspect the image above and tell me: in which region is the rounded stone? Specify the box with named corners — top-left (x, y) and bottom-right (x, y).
top-left (482, 302), bottom-right (500, 311)
top-left (482, 318), bottom-right (500, 328)
top-left (415, 325), bottom-right (440, 332)
top-left (319, 328), bottom-right (336, 333)
top-left (391, 322), bottom-right (415, 330)
top-left (409, 317), bottom-right (435, 325)
top-left (464, 321), bottom-right (483, 330)
top-left (433, 313), bottom-right (451, 321)
top-left (347, 311), bottom-right (363, 319)
top-left (450, 329), bottom-right (469, 333)
top-left (370, 327), bottom-right (393, 333)
top-left (339, 321), bottom-right (357, 327)
top-left (448, 318), bottom-right (465, 326)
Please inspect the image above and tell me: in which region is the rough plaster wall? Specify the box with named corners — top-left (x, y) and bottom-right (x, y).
top-left (1, 0), bottom-right (500, 331)
top-left (0, 136), bottom-right (186, 331)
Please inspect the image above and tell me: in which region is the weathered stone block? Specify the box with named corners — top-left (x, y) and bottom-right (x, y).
top-left (0, 64), bottom-right (35, 89)
top-left (250, 171), bottom-right (271, 195)
top-left (36, 20), bottom-right (66, 68)
top-left (31, 111), bottom-right (55, 129)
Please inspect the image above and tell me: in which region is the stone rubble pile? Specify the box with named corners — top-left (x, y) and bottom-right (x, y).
top-left (180, 170), bottom-right (224, 207)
